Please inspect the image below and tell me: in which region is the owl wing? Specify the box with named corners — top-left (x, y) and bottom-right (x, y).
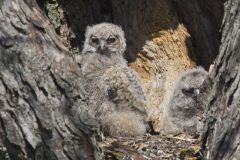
top-left (101, 66), bottom-right (147, 115)
top-left (122, 67), bottom-right (147, 101)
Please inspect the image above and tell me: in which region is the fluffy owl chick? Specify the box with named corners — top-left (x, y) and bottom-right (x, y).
top-left (161, 67), bottom-right (211, 136)
top-left (80, 23), bottom-right (148, 136)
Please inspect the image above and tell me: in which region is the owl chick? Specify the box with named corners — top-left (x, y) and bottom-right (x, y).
top-left (161, 67), bottom-right (211, 136)
top-left (80, 23), bottom-right (148, 137)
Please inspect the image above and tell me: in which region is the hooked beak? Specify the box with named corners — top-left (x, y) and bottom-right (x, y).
top-left (99, 40), bottom-right (107, 52)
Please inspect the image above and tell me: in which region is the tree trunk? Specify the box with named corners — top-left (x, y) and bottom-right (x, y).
top-left (1, 0), bottom-right (236, 159)
top-left (202, 0), bottom-right (240, 159)
top-left (0, 0), bottom-right (102, 159)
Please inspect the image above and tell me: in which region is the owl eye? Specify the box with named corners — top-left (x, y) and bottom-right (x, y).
top-left (107, 37), bottom-right (116, 44)
top-left (91, 37), bottom-right (99, 44)
top-left (182, 87), bottom-right (195, 96)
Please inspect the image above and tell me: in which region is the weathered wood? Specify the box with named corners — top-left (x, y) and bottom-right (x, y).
top-left (202, 0), bottom-right (240, 159)
top-left (1, 0), bottom-right (237, 159)
top-left (0, 0), bottom-right (102, 159)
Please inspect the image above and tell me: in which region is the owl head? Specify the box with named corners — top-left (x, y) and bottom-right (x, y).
top-left (175, 67), bottom-right (211, 98)
top-left (82, 23), bottom-right (126, 56)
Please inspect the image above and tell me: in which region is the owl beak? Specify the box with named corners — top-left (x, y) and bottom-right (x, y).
top-left (99, 40), bottom-right (107, 52)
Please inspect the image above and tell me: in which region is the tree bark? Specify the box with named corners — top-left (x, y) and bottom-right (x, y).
top-left (202, 0), bottom-right (240, 159)
top-left (0, 0), bottom-right (102, 159)
top-left (1, 0), bottom-right (237, 159)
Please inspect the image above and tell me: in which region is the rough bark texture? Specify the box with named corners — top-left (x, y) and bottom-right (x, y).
top-left (0, 0), bottom-right (102, 159)
top-left (202, 0), bottom-right (240, 159)
top-left (0, 0), bottom-right (233, 159)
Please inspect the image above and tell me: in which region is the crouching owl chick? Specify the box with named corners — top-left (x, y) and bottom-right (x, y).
top-left (80, 23), bottom-right (148, 137)
top-left (161, 67), bottom-right (211, 136)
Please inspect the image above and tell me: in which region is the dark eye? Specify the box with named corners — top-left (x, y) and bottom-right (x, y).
top-left (182, 87), bottom-right (195, 96)
top-left (107, 37), bottom-right (116, 44)
top-left (91, 38), bottom-right (99, 44)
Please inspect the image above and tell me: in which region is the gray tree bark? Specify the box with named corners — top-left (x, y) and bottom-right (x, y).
top-left (202, 0), bottom-right (240, 159)
top-left (0, 0), bottom-right (102, 159)
top-left (1, 0), bottom-right (239, 159)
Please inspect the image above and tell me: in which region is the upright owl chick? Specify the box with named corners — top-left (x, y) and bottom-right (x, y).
top-left (80, 23), bottom-right (148, 137)
top-left (161, 67), bottom-right (211, 136)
